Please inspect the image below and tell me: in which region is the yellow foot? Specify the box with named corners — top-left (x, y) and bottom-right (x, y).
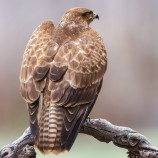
top-left (87, 116), bottom-right (91, 122)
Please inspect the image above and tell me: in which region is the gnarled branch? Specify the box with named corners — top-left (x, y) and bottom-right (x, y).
top-left (81, 119), bottom-right (158, 158)
top-left (0, 118), bottom-right (158, 158)
top-left (0, 128), bottom-right (35, 158)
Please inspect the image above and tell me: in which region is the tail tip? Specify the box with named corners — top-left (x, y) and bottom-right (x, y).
top-left (35, 145), bottom-right (69, 155)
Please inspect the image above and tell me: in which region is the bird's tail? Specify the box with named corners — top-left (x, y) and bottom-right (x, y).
top-left (35, 104), bottom-right (90, 154)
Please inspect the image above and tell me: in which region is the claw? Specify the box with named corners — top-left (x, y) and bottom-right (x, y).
top-left (87, 116), bottom-right (91, 122)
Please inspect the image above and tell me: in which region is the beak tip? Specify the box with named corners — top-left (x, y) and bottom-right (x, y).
top-left (95, 14), bottom-right (99, 20)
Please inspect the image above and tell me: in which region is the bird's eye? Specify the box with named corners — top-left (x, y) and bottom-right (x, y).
top-left (82, 11), bottom-right (93, 17)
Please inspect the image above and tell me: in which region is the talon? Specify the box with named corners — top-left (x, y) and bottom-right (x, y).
top-left (87, 116), bottom-right (91, 122)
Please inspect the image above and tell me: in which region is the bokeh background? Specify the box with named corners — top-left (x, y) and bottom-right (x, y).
top-left (0, 0), bottom-right (158, 157)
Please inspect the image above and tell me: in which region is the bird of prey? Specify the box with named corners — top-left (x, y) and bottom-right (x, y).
top-left (20, 7), bottom-right (107, 154)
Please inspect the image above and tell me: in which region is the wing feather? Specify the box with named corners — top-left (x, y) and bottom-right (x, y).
top-left (45, 30), bottom-right (107, 151)
top-left (33, 66), bottom-right (49, 81)
top-left (20, 20), bottom-right (58, 139)
top-left (50, 30), bottom-right (107, 90)
top-left (48, 29), bottom-right (107, 108)
top-left (20, 20), bottom-right (58, 104)
top-left (21, 21), bottom-right (107, 153)
top-left (50, 65), bottom-right (67, 81)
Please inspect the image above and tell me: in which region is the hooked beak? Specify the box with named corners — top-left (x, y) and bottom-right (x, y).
top-left (93, 12), bottom-right (99, 20)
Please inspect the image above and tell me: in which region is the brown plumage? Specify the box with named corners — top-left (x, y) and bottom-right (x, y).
top-left (20, 7), bottom-right (107, 154)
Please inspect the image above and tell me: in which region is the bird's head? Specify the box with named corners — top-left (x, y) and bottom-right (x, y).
top-left (60, 7), bottom-right (99, 26)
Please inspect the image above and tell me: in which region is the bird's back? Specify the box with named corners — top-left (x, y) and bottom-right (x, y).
top-left (20, 7), bottom-right (107, 155)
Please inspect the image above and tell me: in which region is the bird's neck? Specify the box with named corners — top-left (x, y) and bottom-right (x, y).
top-left (53, 21), bottom-right (89, 46)
top-left (60, 19), bottom-right (89, 29)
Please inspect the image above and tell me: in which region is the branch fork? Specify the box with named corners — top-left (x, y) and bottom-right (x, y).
top-left (1, 118), bottom-right (158, 158)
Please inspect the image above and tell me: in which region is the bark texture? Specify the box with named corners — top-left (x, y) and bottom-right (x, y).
top-left (0, 119), bottom-right (158, 158)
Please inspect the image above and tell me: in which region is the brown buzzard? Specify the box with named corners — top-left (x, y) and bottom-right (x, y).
top-left (20, 7), bottom-right (107, 154)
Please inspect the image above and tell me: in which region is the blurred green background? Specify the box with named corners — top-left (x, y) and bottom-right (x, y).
top-left (0, 0), bottom-right (158, 157)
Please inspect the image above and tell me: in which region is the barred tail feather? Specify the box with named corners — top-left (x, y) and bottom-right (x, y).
top-left (28, 99), bottom-right (39, 141)
top-left (36, 105), bottom-right (62, 153)
top-left (35, 104), bottom-right (90, 154)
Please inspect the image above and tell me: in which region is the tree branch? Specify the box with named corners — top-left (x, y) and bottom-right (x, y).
top-left (1, 118), bottom-right (158, 158)
top-left (0, 127), bottom-right (35, 158)
top-left (81, 119), bottom-right (158, 158)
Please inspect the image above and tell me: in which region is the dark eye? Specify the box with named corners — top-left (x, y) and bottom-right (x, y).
top-left (82, 11), bottom-right (93, 17)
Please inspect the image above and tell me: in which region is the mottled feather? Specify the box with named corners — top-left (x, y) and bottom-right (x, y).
top-left (20, 7), bottom-right (107, 155)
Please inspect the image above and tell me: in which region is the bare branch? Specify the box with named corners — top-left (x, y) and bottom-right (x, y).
top-left (0, 128), bottom-right (35, 158)
top-left (1, 118), bottom-right (158, 158)
top-left (81, 119), bottom-right (158, 158)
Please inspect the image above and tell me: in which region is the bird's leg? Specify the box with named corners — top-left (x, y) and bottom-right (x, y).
top-left (86, 116), bottom-right (91, 122)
